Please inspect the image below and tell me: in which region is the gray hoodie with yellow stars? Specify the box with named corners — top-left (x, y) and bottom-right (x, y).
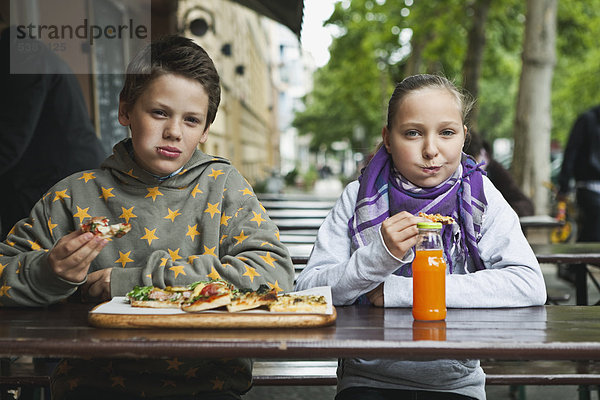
top-left (0, 138), bottom-right (294, 398)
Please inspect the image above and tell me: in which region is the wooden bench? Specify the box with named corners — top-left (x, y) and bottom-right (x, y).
top-left (253, 359), bottom-right (600, 385)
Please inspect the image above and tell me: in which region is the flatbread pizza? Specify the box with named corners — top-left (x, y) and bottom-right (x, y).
top-left (125, 280), bottom-right (328, 314)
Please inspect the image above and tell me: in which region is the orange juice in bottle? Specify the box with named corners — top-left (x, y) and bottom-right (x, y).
top-left (412, 221), bottom-right (446, 321)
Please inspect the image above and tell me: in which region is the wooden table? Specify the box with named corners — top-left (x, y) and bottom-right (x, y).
top-left (531, 243), bottom-right (600, 306)
top-left (1, 304), bottom-right (600, 361)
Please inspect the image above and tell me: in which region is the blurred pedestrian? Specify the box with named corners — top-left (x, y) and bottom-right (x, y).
top-left (557, 105), bottom-right (600, 242)
top-left (0, 5), bottom-right (105, 240)
top-left (465, 132), bottom-right (534, 217)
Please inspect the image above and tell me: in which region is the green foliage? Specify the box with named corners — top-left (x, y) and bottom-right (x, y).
top-left (293, 0), bottom-right (600, 153)
top-left (552, 0), bottom-right (600, 143)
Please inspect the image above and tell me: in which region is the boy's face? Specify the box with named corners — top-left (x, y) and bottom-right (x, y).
top-left (118, 73), bottom-right (210, 176)
top-left (382, 87), bottom-right (466, 188)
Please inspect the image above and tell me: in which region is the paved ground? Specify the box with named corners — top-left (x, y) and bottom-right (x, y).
top-left (244, 264), bottom-right (600, 400)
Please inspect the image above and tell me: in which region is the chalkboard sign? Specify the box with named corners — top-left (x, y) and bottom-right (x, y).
top-left (92, 0), bottom-right (129, 156)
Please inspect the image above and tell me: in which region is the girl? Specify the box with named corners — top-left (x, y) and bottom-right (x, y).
top-left (295, 74), bottom-right (546, 400)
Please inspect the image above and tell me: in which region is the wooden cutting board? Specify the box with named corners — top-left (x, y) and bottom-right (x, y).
top-left (88, 306), bottom-right (337, 329)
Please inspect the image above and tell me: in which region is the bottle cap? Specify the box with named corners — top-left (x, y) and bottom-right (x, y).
top-left (417, 222), bottom-right (442, 230)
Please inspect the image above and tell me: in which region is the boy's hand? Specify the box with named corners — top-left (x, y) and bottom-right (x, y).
top-left (48, 230), bottom-right (108, 283)
top-left (380, 211), bottom-right (424, 260)
top-left (82, 268), bottom-right (112, 302)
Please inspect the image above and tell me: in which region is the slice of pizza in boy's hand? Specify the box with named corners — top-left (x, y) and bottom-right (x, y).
top-left (80, 217), bottom-right (132, 240)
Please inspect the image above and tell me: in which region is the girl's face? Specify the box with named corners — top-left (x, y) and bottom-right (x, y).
top-left (118, 73), bottom-right (210, 176)
top-left (382, 87), bottom-right (467, 188)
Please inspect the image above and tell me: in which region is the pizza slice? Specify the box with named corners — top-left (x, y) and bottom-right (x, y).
top-left (227, 285), bottom-right (278, 312)
top-left (81, 217), bottom-right (132, 239)
top-left (127, 285), bottom-right (193, 308)
top-left (418, 212), bottom-right (455, 225)
top-left (268, 294), bottom-right (328, 313)
top-left (181, 280), bottom-right (235, 312)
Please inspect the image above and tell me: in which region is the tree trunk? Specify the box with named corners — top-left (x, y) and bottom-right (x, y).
top-left (462, 0), bottom-right (492, 135)
top-left (511, 0), bottom-right (557, 215)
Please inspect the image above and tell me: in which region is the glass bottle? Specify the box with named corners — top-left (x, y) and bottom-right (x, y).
top-left (412, 221), bottom-right (447, 321)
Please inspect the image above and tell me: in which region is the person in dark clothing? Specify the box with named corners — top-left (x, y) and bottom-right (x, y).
top-left (0, 14), bottom-right (105, 239)
top-left (465, 132), bottom-right (535, 217)
top-left (557, 105), bottom-right (600, 242)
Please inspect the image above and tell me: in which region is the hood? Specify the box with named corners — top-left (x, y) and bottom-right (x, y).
top-left (101, 139), bottom-right (230, 188)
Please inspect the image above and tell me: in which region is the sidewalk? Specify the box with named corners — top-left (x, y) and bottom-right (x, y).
top-left (244, 264), bottom-right (600, 400)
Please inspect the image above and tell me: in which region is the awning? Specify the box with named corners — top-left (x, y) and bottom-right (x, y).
top-left (228, 0), bottom-right (304, 38)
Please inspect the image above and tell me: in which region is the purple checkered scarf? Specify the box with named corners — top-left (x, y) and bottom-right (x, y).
top-left (349, 146), bottom-right (487, 273)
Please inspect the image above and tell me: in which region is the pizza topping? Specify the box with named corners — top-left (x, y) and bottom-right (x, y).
top-left (81, 217), bottom-right (132, 239)
top-left (127, 280), bottom-right (329, 314)
top-left (269, 294), bottom-right (328, 313)
top-left (418, 212), bottom-right (455, 225)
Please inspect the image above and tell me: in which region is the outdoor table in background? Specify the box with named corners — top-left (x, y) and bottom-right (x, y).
top-left (531, 243), bottom-right (600, 306)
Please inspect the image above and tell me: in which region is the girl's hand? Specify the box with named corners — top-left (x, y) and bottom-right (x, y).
top-left (380, 211), bottom-right (423, 259)
top-left (82, 268), bottom-right (112, 302)
top-left (367, 283), bottom-right (384, 307)
top-left (47, 230), bottom-right (108, 283)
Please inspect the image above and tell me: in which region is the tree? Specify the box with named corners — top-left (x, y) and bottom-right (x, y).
top-left (511, 0), bottom-right (557, 214)
top-left (462, 0), bottom-right (493, 134)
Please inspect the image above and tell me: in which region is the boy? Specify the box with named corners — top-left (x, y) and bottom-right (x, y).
top-left (0, 35), bottom-right (294, 399)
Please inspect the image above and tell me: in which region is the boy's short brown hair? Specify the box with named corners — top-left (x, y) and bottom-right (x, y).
top-left (119, 35), bottom-right (221, 131)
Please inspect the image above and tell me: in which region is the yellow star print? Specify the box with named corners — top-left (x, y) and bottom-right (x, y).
top-left (145, 187), bottom-right (163, 201)
top-left (110, 376), bottom-right (126, 388)
top-left (170, 265), bottom-right (186, 279)
top-left (119, 207), bottom-right (137, 223)
top-left (140, 228), bottom-right (159, 245)
top-left (220, 234), bottom-right (228, 244)
top-left (191, 184), bottom-right (203, 198)
top-left (126, 169), bottom-right (138, 178)
top-left (185, 367), bottom-right (199, 378)
top-left (208, 168), bottom-right (224, 180)
top-left (47, 218), bottom-right (58, 237)
top-left (115, 251), bottom-right (134, 267)
top-left (267, 281), bottom-right (284, 293)
top-left (78, 172), bottom-right (96, 183)
top-left (259, 252), bottom-right (277, 268)
top-left (73, 206), bottom-right (91, 224)
top-left (164, 208), bottom-right (181, 222)
top-left (160, 257), bottom-right (169, 267)
top-left (168, 248), bottom-right (183, 261)
top-left (220, 214), bottom-right (232, 226)
top-left (204, 202), bottom-right (220, 218)
top-left (203, 245), bottom-right (217, 257)
top-left (260, 241), bottom-right (274, 247)
top-left (55, 361), bottom-right (73, 375)
top-left (0, 284), bottom-right (10, 297)
top-left (187, 255), bottom-right (199, 264)
top-left (53, 189), bottom-right (70, 202)
top-left (211, 377), bottom-right (225, 390)
top-left (28, 240), bottom-right (42, 251)
top-left (207, 266), bottom-right (221, 280)
top-left (67, 378), bottom-right (80, 390)
top-left (239, 187), bottom-right (253, 196)
top-left (233, 230), bottom-right (249, 246)
top-left (161, 380), bottom-right (177, 388)
top-left (242, 265), bottom-right (260, 282)
top-left (186, 224), bottom-right (200, 241)
top-left (259, 203), bottom-right (267, 213)
top-left (99, 187), bottom-right (115, 202)
top-left (0, 262), bottom-right (6, 276)
top-left (166, 358), bottom-right (184, 371)
top-left (250, 211), bottom-right (266, 227)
